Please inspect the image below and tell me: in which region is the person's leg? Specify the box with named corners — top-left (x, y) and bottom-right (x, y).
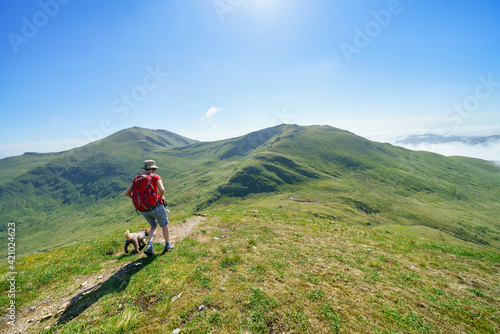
top-left (162, 224), bottom-right (169, 243)
top-left (162, 223), bottom-right (174, 252)
top-left (148, 225), bottom-right (157, 243)
top-left (141, 212), bottom-right (157, 256)
top-left (153, 205), bottom-right (174, 252)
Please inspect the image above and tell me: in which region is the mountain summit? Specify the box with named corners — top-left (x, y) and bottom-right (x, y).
top-left (1, 124), bottom-right (499, 257)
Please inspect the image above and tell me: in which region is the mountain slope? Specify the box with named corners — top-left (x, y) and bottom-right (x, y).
top-left (0, 127), bottom-right (197, 256)
top-left (199, 125), bottom-right (500, 248)
top-left (1, 208), bottom-right (499, 333)
top-left (1, 124), bottom-right (499, 258)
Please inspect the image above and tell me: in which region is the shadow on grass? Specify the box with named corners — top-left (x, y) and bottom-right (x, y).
top-left (55, 255), bottom-right (156, 324)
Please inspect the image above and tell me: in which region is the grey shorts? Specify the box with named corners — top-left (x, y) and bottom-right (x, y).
top-left (140, 204), bottom-right (169, 228)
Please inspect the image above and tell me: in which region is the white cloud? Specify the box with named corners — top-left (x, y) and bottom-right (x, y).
top-left (324, 115), bottom-right (500, 162)
top-left (397, 141), bottom-right (500, 162)
top-left (200, 106), bottom-right (222, 123)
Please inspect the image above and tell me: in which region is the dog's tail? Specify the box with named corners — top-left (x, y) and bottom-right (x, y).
top-left (125, 230), bottom-right (132, 240)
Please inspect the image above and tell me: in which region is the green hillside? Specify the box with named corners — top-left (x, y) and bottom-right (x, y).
top-left (0, 127), bottom-right (197, 256)
top-left (1, 124), bottom-right (499, 333)
top-left (1, 124), bottom-right (499, 258)
top-left (1, 208), bottom-right (498, 333)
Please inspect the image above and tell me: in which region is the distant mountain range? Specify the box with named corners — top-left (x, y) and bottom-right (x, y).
top-left (1, 125), bottom-right (499, 257)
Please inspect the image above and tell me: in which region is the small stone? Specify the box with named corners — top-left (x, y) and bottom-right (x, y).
top-left (409, 266), bottom-right (417, 270)
top-left (80, 281), bottom-right (88, 288)
top-left (135, 262), bottom-right (142, 267)
top-left (467, 281), bottom-right (474, 286)
top-left (252, 246), bottom-right (257, 249)
top-left (172, 328), bottom-right (181, 334)
top-left (97, 275), bottom-right (103, 279)
top-left (199, 305), bottom-right (205, 312)
top-left (40, 313), bottom-right (52, 322)
top-left (171, 292), bottom-right (183, 302)
top-left (118, 304), bottom-right (123, 309)
top-left (214, 237), bottom-right (220, 240)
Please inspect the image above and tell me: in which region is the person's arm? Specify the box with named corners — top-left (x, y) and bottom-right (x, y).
top-left (124, 182), bottom-right (133, 198)
top-left (156, 179), bottom-right (165, 200)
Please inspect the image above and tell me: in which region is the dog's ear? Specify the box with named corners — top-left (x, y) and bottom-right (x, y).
top-left (143, 228), bottom-right (150, 236)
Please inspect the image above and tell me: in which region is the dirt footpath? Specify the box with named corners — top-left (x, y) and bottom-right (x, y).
top-left (155, 215), bottom-right (206, 244)
top-left (0, 215), bottom-right (206, 334)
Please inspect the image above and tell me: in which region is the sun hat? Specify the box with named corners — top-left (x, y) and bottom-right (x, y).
top-left (141, 160), bottom-right (158, 170)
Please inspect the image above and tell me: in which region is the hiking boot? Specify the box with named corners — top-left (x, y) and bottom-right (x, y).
top-left (163, 243), bottom-right (174, 253)
top-left (144, 244), bottom-right (154, 257)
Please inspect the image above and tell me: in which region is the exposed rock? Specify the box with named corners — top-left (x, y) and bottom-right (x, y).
top-left (40, 313), bottom-right (52, 322)
top-left (171, 292), bottom-right (183, 302)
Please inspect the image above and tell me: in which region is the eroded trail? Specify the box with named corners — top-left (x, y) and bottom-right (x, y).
top-left (1, 216), bottom-right (206, 334)
top-left (155, 215), bottom-right (206, 244)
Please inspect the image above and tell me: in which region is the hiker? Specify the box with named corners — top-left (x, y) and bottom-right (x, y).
top-left (124, 159), bottom-right (174, 255)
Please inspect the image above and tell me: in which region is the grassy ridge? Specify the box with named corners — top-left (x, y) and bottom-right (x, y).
top-left (1, 208), bottom-right (498, 333)
top-left (0, 127), bottom-right (197, 257)
top-left (1, 124), bottom-right (499, 259)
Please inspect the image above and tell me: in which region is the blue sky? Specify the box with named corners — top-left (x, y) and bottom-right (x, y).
top-left (1, 0), bottom-right (499, 160)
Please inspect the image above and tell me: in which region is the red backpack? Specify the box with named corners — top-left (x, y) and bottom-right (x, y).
top-left (132, 174), bottom-right (159, 211)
